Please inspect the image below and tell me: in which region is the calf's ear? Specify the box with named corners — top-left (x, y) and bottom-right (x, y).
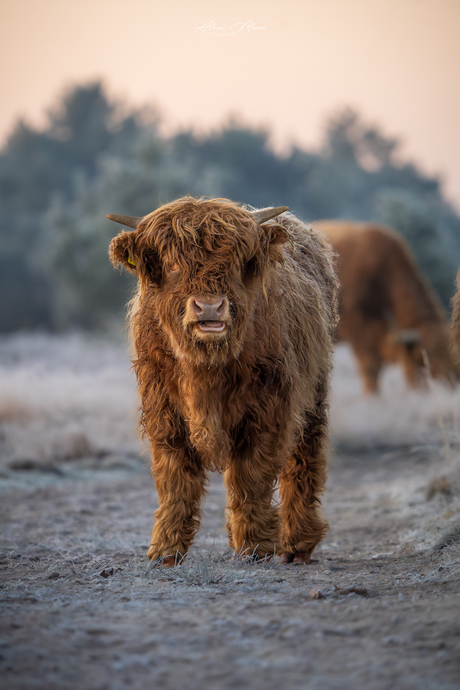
top-left (266, 223), bottom-right (290, 262)
top-left (109, 230), bottom-right (163, 284)
top-left (267, 223), bottom-right (289, 245)
top-left (109, 231), bottom-right (138, 272)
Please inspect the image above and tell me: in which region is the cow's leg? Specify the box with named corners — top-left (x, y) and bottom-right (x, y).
top-left (278, 388), bottom-right (329, 563)
top-left (147, 421), bottom-right (207, 566)
top-left (353, 345), bottom-right (383, 395)
top-left (225, 423), bottom-right (283, 559)
top-left (399, 345), bottom-right (420, 388)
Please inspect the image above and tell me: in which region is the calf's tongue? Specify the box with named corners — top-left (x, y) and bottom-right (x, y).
top-left (199, 321), bottom-right (225, 332)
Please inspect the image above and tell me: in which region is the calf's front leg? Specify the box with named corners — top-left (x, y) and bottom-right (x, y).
top-left (147, 425), bottom-right (207, 566)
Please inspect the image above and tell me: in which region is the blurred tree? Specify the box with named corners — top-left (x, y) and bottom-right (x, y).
top-left (42, 134), bottom-right (230, 329)
top-left (1, 86), bottom-right (460, 331)
top-left (171, 122), bottom-right (298, 209)
top-left (323, 108), bottom-right (399, 170)
top-left (377, 190), bottom-right (458, 307)
top-left (0, 81), bottom-right (148, 330)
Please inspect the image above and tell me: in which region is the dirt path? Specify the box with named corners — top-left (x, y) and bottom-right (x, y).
top-left (1, 449), bottom-right (459, 690)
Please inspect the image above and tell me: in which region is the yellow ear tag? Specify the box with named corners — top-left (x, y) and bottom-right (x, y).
top-left (128, 256), bottom-right (136, 266)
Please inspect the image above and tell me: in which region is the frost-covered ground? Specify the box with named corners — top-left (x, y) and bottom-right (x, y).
top-left (1, 334), bottom-right (460, 690)
top-left (0, 333), bottom-right (141, 468)
top-left (330, 344), bottom-right (460, 451)
top-left (1, 333), bottom-right (459, 551)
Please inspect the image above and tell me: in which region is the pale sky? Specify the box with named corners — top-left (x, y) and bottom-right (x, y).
top-left (1, 0), bottom-right (459, 208)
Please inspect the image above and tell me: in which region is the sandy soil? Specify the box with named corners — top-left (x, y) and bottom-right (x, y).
top-left (1, 446), bottom-right (459, 690)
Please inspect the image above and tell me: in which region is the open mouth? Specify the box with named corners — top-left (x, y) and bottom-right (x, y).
top-left (197, 321), bottom-right (226, 333)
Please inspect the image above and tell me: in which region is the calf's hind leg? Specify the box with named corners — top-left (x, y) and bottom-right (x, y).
top-left (278, 392), bottom-right (329, 563)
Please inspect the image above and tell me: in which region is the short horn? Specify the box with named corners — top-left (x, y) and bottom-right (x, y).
top-left (251, 206), bottom-right (289, 224)
top-left (106, 214), bottom-right (144, 230)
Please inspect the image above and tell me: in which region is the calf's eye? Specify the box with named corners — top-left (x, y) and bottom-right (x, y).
top-left (243, 257), bottom-right (258, 279)
top-left (167, 264), bottom-right (180, 277)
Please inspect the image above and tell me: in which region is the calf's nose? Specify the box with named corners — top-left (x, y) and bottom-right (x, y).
top-left (190, 298), bottom-right (224, 319)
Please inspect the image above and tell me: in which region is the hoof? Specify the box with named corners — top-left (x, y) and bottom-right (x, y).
top-left (232, 549), bottom-right (273, 564)
top-left (158, 555), bottom-right (178, 568)
top-left (148, 553), bottom-right (181, 567)
top-left (279, 551), bottom-right (310, 565)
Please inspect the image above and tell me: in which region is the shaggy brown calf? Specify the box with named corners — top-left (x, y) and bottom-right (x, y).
top-left (108, 197), bottom-right (338, 565)
top-left (313, 220), bottom-right (459, 394)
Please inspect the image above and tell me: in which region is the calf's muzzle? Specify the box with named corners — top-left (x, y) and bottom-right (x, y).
top-left (189, 297), bottom-right (225, 320)
top-left (186, 296), bottom-right (230, 334)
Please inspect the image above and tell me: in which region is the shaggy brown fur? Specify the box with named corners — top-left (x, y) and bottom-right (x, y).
top-left (109, 197), bottom-right (338, 565)
top-left (313, 220), bottom-right (459, 394)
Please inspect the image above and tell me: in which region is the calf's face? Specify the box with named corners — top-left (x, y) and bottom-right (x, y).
top-left (109, 200), bottom-right (288, 364)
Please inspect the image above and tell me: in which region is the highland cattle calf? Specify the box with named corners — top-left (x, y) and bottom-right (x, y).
top-left (108, 197), bottom-right (338, 565)
top-left (313, 220), bottom-right (459, 394)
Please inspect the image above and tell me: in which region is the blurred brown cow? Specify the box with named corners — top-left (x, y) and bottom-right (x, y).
top-left (313, 220), bottom-right (459, 394)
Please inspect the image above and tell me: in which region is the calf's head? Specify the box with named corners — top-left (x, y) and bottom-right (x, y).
top-left (108, 197), bottom-right (289, 364)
